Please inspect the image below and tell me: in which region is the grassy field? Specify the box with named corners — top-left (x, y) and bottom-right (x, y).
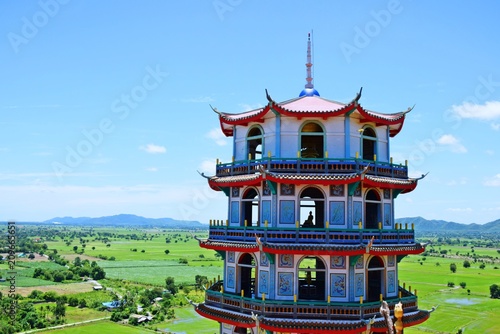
top-left (399, 253), bottom-right (500, 333)
top-left (41, 320), bottom-right (155, 334)
top-left (5, 227), bottom-right (499, 333)
top-left (97, 260), bottom-right (222, 286)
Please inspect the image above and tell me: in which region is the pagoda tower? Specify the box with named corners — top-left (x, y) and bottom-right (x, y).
top-left (195, 34), bottom-right (431, 333)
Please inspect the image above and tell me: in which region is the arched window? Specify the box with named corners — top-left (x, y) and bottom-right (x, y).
top-left (247, 127), bottom-right (263, 160)
top-left (365, 189), bottom-right (381, 229)
top-left (241, 188), bottom-right (260, 227)
top-left (367, 256), bottom-right (385, 302)
top-left (300, 122), bottom-right (324, 158)
top-left (361, 127), bottom-right (377, 160)
top-left (238, 253), bottom-right (257, 298)
top-left (298, 256), bottom-right (326, 301)
top-left (299, 187), bottom-right (325, 228)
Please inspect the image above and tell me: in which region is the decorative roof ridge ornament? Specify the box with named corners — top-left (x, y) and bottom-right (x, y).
top-left (403, 103), bottom-right (416, 114)
top-left (209, 104), bottom-right (221, 115)
top-left (357, 163), bottom-right (370, 178)
top-left (197, 170), bottom-right (213, 180)
top-left (411, 172), bottom-right (428, 181)
top-left (265, 89), bottom-right (274, 105)
top-left (350, 87), bottom-right (363, 106)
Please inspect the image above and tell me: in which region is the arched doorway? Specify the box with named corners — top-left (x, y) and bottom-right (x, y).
top-left (299, 187), bottom-right (325, 228)
top-left (361, 127), bottom-right (377, 161)
top-left (367, 256), bottom-right (385, 302)
top-left (365, 189), bottom-right (381, 229)
top-left (300, 122), bottom-right (324, 158)
top-left (298, 256), bottom-right (326, 301)
top-left (247, 126), bottom-right (263, 160)
top-left (238, 253), bottom-right (256, 298)
top-left (241, 188), bottom-right (260, 227)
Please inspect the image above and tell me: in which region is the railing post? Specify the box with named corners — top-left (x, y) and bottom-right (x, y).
top-left (264, 220), bottom-right (268, 243)
top-left (296, 221), bottom-right (300, 242)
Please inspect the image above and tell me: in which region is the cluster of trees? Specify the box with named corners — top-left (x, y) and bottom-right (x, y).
top-left (0, 292), bottom-right (66, 333)
top-left (32, 257), bottom-right (106, 282)
top-left (110, 285), bottom-right (176, 326)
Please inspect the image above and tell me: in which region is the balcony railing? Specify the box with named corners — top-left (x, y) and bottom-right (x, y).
top-left (203, 282), bottom-right (418, 321)
top-left (215, 157), bottom-right (408, 178)
top-left (208, 225), bottom-right (415, 245)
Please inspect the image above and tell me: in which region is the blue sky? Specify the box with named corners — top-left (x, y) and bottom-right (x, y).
top-left (1, 1), bottom-right (499, 224)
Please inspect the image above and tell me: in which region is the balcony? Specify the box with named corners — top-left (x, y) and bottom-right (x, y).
top-left (215, 157), bottom-right (408, 179)
top-left (208, 225), bottom-right (415, 245)
top-left (203, 282), bottom-right (419, 321)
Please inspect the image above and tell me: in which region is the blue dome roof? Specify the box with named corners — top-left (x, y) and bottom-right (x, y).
top-left (299, 88), bottom-right (320, 97)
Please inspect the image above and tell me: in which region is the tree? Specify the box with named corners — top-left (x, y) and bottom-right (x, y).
top-left (165, 276), bottom-right (178, 295)
top-left (73, 257), bottom-right (82, 267)
top-left (480, 263), bottom-right (486, 269)
top-left (164, 249), bottom-right (170, 255)
top-left (54, 300), bottom-right (66, 319)
top-left (195, 275), bottom-right (208, 291)
top-left (490, 284), bottom-right (500, 299)
top-left (463, 260), bottom-right (471, 268)
top-left (78, 298), bottom-right (87, 308)
top-left (91, 266), bottom-right (106, 280)
top-left (450, 263), bottom-right (457, 273)
top-left (68, 297), bottom-right (79, 306)
top-left (459, 282), bottom-right (467, 289)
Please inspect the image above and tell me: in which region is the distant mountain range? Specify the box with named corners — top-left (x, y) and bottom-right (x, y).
top-left (397, 216), bottom-right (500, 233)
top-left (38, 214), bottom-right (206, 229)
top-left (16, 214), bottom-right (500, 232)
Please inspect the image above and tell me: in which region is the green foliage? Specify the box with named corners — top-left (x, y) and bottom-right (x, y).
top-left (450, 263), bottom-right (457, 273)
top-left (490, 284), bottom-right (500, 298)
top-left (165, 276), bottom-right (178, 295)
top-left (459, 282), bottom-right (466, 288)
top-left (463, 260), bottom-right (471, 268)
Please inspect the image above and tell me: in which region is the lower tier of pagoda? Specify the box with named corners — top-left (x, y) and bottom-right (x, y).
top-left (194, 292), bottom-right (430, 333)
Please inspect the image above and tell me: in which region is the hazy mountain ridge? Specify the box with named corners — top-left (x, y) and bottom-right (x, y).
top-left (40, 214), bottom-right (205, 229)
top-left (13, 215), bottom-right (500, 232)
top-left (396, 216), bottom-right (500, 232)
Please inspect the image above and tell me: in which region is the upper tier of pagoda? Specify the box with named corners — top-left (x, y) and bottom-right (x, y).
top-left (213, 89), bottom-right (413, 138)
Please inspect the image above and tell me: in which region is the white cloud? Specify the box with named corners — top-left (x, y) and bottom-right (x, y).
top-left (140, 144), bottom-right (166, 154)
top-left (451, 100), bottom-right (500, 120)
top-left (484, 174), bottom-right (500, 187)
top-left (198, 159), bottom-right (216, 175)
top-left (145, 167), bottom-right (158, 172)
top-left (206, 128), bottom-right (228, 146)
top-left (491, 122), bottom-right (500, 131)
top-left (436, 134), bottom-right (467, 153)
top-left (485, 149), bottom-right (495, 156)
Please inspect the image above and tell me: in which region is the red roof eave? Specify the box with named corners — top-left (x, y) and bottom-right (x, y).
top-left (260, 322), bottom-right (366, 334)
top-left (195, 308), bottom-right (254, 329)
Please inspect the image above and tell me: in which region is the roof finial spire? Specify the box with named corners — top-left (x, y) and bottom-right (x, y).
top-left (299, 31), bottom-right (320, 97)
top-left (305, 32), bottom-right (313, 89)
